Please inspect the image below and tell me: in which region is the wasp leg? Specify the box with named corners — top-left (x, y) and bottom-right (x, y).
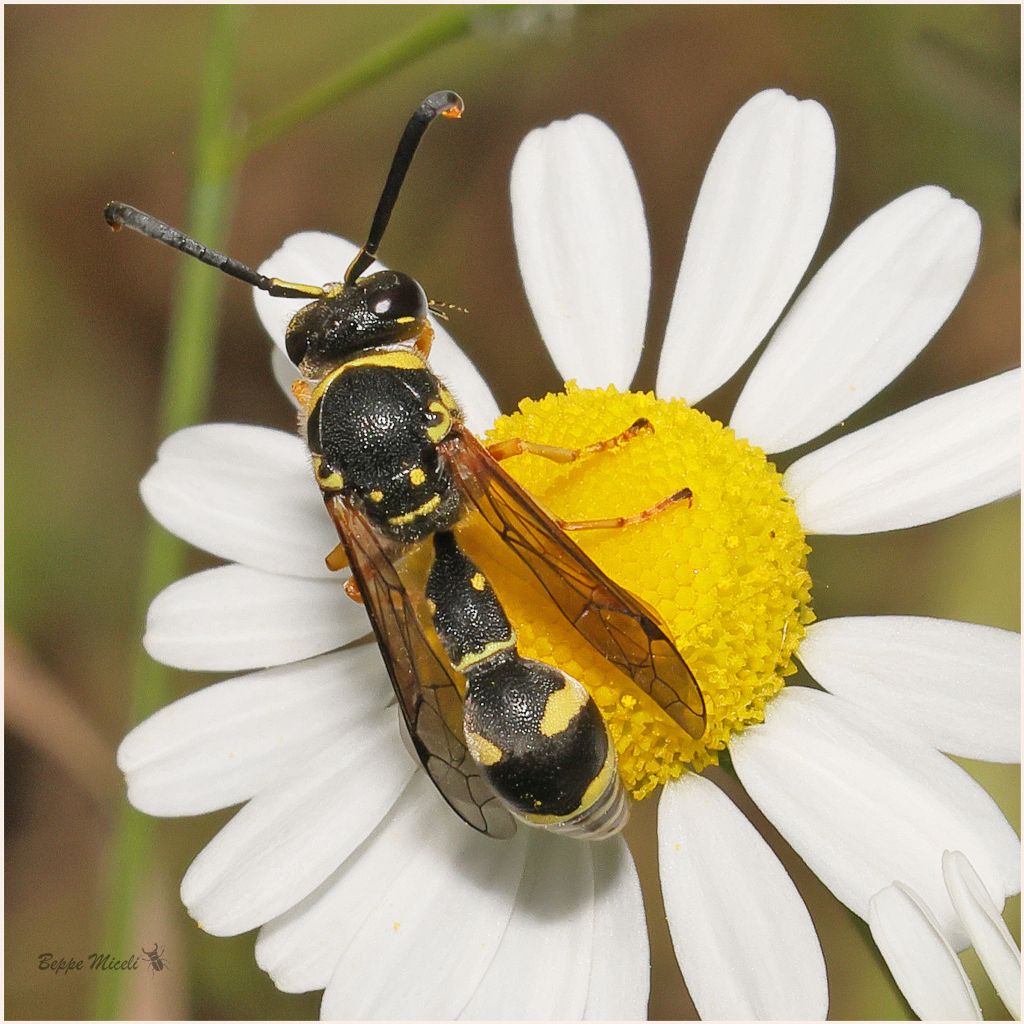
top-left (292, 379), bottom-right (315, 413)
top-left (344, 576), bottom-right (364, 603)
top-left (325, 542), bottom-right (349, 572)
top-left (414, 323), bottom-right (434, 361)
top-left (488, 418), bottom-right (654, 465)
top-left (558, 487), bottom-right (693, 532)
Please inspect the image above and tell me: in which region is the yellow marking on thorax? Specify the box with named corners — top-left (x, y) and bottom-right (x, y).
top-left (310, 365), bottom-right (346, 408)
top-left (539, 676), bottom-right (590, 737)
top-left (465, 730), bottom-right (503, 766)
top-left (310, 349), bottom-right (428, 407)
top-left (453, 635), bottom-right (517, 674)
top-left (470, 572), bottom-right (486, 592)
top-left (386, 493), bottom-right (441, 527)
top-left (438, 385), bottom-right (459, 412)
top-left (311, 454), bottom-right (344, 492)
top-left (346, 349), bottom-right (427, 372)
top-left (409, 466), bottom-right (427, 487)
top-left (426, 400), bottom-right (452, 443)
top-left (369, 490), bottom-right (385, 503)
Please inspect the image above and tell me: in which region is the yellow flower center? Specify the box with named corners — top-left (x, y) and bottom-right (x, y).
top-left (481, 383), bottom-right (813, 798)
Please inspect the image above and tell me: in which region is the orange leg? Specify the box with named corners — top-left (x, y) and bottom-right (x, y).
top-left (488, 417), bottom-right (655, 465)
top-left (556, 487), bottom-right (693, 532)
top-left (324, 534), bottom-right (360, 603)
top-left (488, 417), bottom-right (691, 529)
top-left (414, 323), bottom-right (434, 361)
top-left (291, 379), bottom-right (315, 413)
top-left (325, 542), bottom-right (349, 572)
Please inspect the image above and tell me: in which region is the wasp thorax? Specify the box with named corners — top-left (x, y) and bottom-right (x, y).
top-left (285, 271), bottom-right (429, 377)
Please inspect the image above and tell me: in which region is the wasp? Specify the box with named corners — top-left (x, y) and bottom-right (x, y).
top-left (106, 91), bottom-right (705, 840)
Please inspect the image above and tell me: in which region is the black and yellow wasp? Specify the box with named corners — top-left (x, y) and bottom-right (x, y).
top-left (106, 92), bottom-right (705, 840)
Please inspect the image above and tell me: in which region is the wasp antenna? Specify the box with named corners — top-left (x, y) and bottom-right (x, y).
top-left (428, 299), bottom-right (469, 319)
top-left (103, 202), bottom-right (326, 300)
top-left (345, 90), bottom-right (464, 286)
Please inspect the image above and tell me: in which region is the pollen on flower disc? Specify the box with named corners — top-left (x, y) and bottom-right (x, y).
top-left (468, 384), bottom-right (813, 796)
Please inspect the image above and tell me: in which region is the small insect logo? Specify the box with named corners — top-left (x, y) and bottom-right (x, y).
top-left (141, 944), bottom-right (167, 973)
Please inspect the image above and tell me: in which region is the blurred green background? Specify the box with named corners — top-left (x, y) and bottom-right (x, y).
top-left (5, 5), bottom-right (1019, 1020)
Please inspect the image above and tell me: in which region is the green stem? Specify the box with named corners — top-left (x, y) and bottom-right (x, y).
top-left (233, 7), bottom-right (474, 165)
top-left (93, 7), bottom-right (243, 1019)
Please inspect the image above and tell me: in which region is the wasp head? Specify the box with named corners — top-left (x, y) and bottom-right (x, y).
top-left (285, 270), bottom-right (429, 377)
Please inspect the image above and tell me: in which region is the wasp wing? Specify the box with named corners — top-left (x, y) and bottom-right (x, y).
top-left (324, 495), bottom-right (517, 839)
top-left (445, 429), bottom-right (706, 739)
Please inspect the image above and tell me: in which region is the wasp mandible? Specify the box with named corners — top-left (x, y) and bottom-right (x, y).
top-left (106, 91), bottom-right (705, 840)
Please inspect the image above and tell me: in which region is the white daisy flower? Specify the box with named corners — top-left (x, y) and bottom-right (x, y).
top-left (869, 850), bottom-right (1021, 1019)
top-left (120, 89), bottom-right (1020, 1020)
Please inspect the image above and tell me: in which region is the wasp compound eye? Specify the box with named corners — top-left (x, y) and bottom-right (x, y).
top-left (285, 314), bottom-right (312, 367)
top-left (360, 271), bottom-right (428, 323)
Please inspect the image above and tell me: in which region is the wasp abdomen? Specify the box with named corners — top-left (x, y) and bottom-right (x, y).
top-left (463, 660), bottom-right (627, 839)
top-left (426, 530), bottom-right (627, 839)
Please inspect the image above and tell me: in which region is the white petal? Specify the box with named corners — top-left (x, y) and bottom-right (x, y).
top-left (321, 818), bottom-right (528, 1019)
top-left (426, 326), bottom-right (502, 435)
top-left (118, 647), bottom-right (393, 817)
top-left (731, 687), bottom-right (1020, 949)
top-left (271, 345), bottom-right (303, 409)
top-left (511, 114), bottom-right (649, 389)
top-left (461, 831), bottom-right (593, 1019)
top-left (141, 423), bottom-right (336, 578)
top-left (181, 718), bottom-right (415, 936)
top-left (658, 89), bottom-right (834, 404)
top-left (256, 772), bottom-right (439, 994)
top-left (144, 564), bottom-right (368, 671)
top-left (253, 232), bottom-right (499, 431)
top-left (584, 837), bottom-right (649, 1020)
top-left (253, 231), bottom-right (355, 349)
top-left (785, 369), bottom-right (1021, 534)
top-left (869, 882), bottom-right (982, 1020)
top-left (799, 617), bottom-right (1021, 763)
top-left (659, 773), bottom-right (828, 1020)
top-left (732, 187), bottom-right (981, 452)
top-left (943, 850), bottom-right (1022, 1019)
